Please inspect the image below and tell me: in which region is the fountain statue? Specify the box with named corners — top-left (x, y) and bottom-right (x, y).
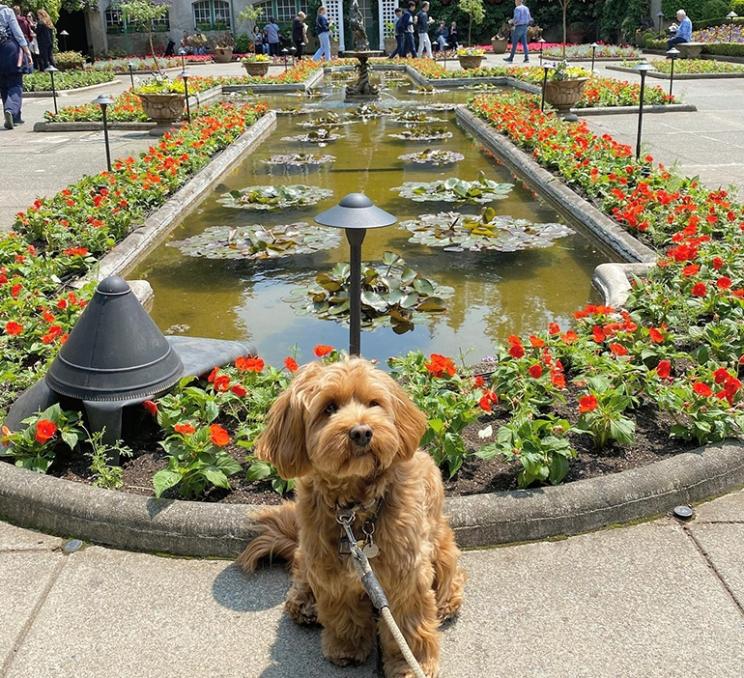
top-left (344, 0), bottom-right (383, 101)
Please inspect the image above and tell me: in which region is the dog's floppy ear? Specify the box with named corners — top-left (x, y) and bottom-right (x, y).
top-left (386, 375), bottom-right (428, 460)
top-left (254, 362), bottom-right (322, 479)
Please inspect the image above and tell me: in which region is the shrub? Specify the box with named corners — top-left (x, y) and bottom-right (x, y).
top-left (706, 42), bottom-right (744, 55)
top-left (53, 50), bottom-right (86, 70)
top-left (702, 0), bottom-right (731, 20)
top-left (732, 0), bottom-right (744, 14)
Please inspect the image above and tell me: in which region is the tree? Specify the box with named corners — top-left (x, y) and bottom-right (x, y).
top-left (459, 0), bottom-right (485, 45)
top-left (120, 0), bottom-right (171, 69)
top-left (238, 2), bottom-right (264, 30)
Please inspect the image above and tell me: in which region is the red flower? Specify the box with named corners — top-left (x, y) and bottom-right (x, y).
top-left (478, 390), bottom-right (498, 412)
top-left (691, 282), bottom-right (707, 298)
top-left (713, 368), bottom-right (729, 384)
top-left (425, 354), bottom-right (456, 378)
top-left (716, 276), bottom-right (732, 290)
top-left (314, 344), bottom-right (334, 358)
top-left (143, 400), bottom-right (158, 416)
top-left (34, 419), bottom-right (57, 445)
top-left (712, 257), bottom-right (724, 270)
top-left (4, 321), bottom-right (22, 336)
top-left (209, 423), bottom-right (230, 447)
top-left (528, 335), bottom-right (545, 348)
top-left (656, 360), bottom-right (672, 379)
top-left (692, 382), bottom-right (713, 398)
top-left (230, 384), bottom-right (247, 397)
top-left (528, 363), bottom-right (543, 379)
top-left (284, 356), bottom-right (299, 372)
top-left (213, 374), bottom-right (231, 392)
top-left (562, 331), bottom-right (578, 345)
top-left (473, 375), bottom-right (485, 388)
top-left (508, 343), bottom-right (525, 359)
top-left (592, 326), bottom-right (606, 343)
top-left (174, 423), bottom-right (196, 435)
top-left (548, 322), bottom-right (561, 335)
top-left (551, 370), bottom-right (566, 389)
top-left (682, 264), bottom-right (700, 277)
top-left (648, 328), bottom-right (664, 344)
top-left (609, 343), bottom-right (628, 357)
top-left (62, 247), bottom-right (89, 257)
top-left (235, 356), bottom-right (265, 372)
top-left (207, 367), bottom-right (219, 383)
top-left (578, 395), bottom-right (598, 414)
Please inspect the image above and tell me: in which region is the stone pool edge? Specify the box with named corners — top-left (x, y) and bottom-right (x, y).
top-left (1, 441), bottom-right (742, 557)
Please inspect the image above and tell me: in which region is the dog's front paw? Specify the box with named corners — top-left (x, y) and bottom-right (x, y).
top-left (285, 585), bottom-right (318, 626)
top-left (321, 630), bottom-right (372, 667)
top-left (385, 658), bottom-right (440, 678)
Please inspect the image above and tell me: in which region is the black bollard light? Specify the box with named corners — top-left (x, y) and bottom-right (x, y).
top-left (45, 65), bottom-right (59, 116)
top-left (540, 62), bottom-right (550, 112)
top-left (657, 12), bottom-right (664, 37)
top-left (93, 94), bottom-right (114, 172)
top-left (290, 45), bottom-right (297, 65)
top-left (178, 47), bottom-right (187, 70)
top-left (442, 42), bottom-right (449, 68)
top-left (314, 194), bottom-right (397, 356)
top-left (590, 41), bottom-right (598, 73)
top-left (127, 61), bottom-right (135, 88)
top-left (180, 70), bottom-right (191, 123)
top-left (538, 37), bottom-right (546, 65)
top-left (281, 47), bottom-right (289, 72)
top-left (635, 62), bottom-right (652, 160)
top-left (666, 47), bottom-right (679, 97)
top-left (727, 12), bottom-right (738, 42)
top-left (60, 29), bottom-right (69, 51)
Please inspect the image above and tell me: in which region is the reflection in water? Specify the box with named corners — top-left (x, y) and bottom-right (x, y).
top-left (131, 74), bottom-right (608, 366)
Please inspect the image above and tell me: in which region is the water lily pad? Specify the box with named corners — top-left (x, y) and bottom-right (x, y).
top-left (263, 153), bottom-right (336, 169)
top-left (168, 223), bottom-right (340, 260)
top-left (388, 127), bottom-right (453, 142)
top-left (291, 252), bottom-right (453, 332)
top-left (347, 103), bottom-right (395, 119)
top-left (392, 110), bottom-right (444, 124)
top-left (400, 209), bottom-right (573, 252)
top-left (399, 149), bottom-right (464, 167)
top-left (218, 184), bottom-right (333, 210)
top-left (281, 128), bottom-right (341, 144)
top-left (297, 112), bottom-right (350, 128)
top-left (394, 174), bottom-right (513, 204)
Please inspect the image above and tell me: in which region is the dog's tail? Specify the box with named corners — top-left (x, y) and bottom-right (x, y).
top-left (236, 501), bottom-right (299, 572)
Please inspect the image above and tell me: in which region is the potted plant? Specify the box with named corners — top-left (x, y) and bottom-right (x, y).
top-left (490, 34), bottom-right (507, 54)
top-left (242, 53), bottom-right (271, 76)
top-left (213, 31), bottom-right (235, 63)
top-left (134, 78), bottom-right (186, 132)
top-left (384, 21), bottom-right (397, 54)
top-left (457, 47), bottom-right (486, 69)
top-left (543, 61), bottom-right (588, 120)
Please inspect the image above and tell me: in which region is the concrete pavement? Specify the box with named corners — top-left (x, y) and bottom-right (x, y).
top-left (2, 489), bottom-right (743, 677)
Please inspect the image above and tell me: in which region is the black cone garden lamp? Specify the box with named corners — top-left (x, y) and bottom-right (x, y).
top-left (314, 194), bottom-right (397, 356)
top-left (45, 65), bottom-right (59, 115)
top-left (666, 47), bottom-right (680, 97)
top-left (635, 62), bottom-right (652, 160)
top-left (93, 94), bottom-right (114, 172)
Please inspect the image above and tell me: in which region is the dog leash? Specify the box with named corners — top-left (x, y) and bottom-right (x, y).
top-left (336, 508), bottom-right (427, 678)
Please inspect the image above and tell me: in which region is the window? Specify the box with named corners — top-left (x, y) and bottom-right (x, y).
top-left (192, 0), bottom-right (232, 30)
top-left (105, 4), bottom-right (170, 34)
top-left (276, 0), bottom-right (295, 22)
top-left (105, 8), bottom-right (124, 33)
top-left (152, 10), bottom-right (170, 32)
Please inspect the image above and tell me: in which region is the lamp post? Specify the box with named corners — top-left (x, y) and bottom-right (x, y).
top-left (45, 65), bottom-right (59, 116)
top-left (281, 47), bottom-right (289, 72)
top-left (666, 47), bottom-right (680, 98)
top-left (442, 42), bottom-right (450, 69)
top-left (60, 29), bottom-right (69, 51)
top-left (93, 95), bottom-right (114, 172)
top-left (540, 63), bottom-right (550, 112)
top-left (127, 61), bottom-right (135, 89)
top-left (727, 12), bottom-right (738, 42)
top-left (180, 70), bottom-right (191, 123)
top-left (314, 194), bottom-right (397, 356)
top-left (178, 48), bottom-right (187, 70)
top-left (657, 12), bottom-right (664, 37)
top-left (635, 62), bottom-right (652, 160)
top-left (538, 37), bottom-right (546, 65)
top-left (590, 41), bottom-right (598, 73)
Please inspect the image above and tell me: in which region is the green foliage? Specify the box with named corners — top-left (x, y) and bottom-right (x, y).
top-left (661, 0), bottom-right (706, 22)
top-left (85, 430), bottom-right (133, 490)
top-left (702, 0), bottom-right (731, 20)
top-left (732, 0), bottom-right (744, 14)
top-left (26, 0), bottom-right (61, 23)
top-left (24, 70), bottom-right (115, 92)
top-left (458, 0), bottom-right (485, 43)
top-left (53, 51), bottom-right (86, 70)
top-left (577, 377), bottom-right (637, 449)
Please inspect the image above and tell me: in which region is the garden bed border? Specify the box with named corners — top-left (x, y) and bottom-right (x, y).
top-left (24, 77), bottom-right (122, 98)
top-left (606, 65), bottom-right (744, 80)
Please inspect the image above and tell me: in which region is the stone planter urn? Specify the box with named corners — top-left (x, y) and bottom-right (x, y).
top-left (136, 93), bottom-right (186, 135)
top-left (491, 36), bottom-right (507, 54)
top-left (678, 43), bottom-right (703, 58)
top-left (458, 55), bottom-right (484, 70)
top-left (214, 46), bottom-right (234, 63)
top-left (384, 37), bottom-right (397, 54)
top-left (544, 77), bottom-right (588, 121)
top-left (243, 61), bottom-right (270, 76)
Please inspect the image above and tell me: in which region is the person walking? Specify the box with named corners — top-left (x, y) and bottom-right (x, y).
top-left (390, 7), bottom-right (404, 58)
top-left (312, 6), bottom-right (332, 62)
top-left (264, 17), bottom-right (280, 57)
top-left (504, 0), bottom-right (531, 63)
top-left (668, 9), bottom-right (692, 49)
top-left (292, 11), bottom-right (307, 58)
top-left (34, 8), bottom-right (53, 69)
top-left (415, 1), bottom-right (433, 58)
top-left (0, 2), bottom-right (31, 129)
top-left (13, 6), bottom-right (31, 44)
top-left (401, 1), bottom-right (416, 58)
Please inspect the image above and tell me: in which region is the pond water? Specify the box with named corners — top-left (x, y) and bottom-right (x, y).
top-left (131, 72), bottom-right (608, 366)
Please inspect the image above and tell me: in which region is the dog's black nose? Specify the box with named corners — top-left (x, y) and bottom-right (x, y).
top-left (349, 425), bottom-right (373, 447)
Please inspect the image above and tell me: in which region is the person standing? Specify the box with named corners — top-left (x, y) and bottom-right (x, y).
top-left (415, 1), bottom-right (433, 58)
top-left (312, 6), bottom-right (332, 62)
top-left (401, 1), bottom-right (416, 58)
top-left (390, 7), bottom-right (403, 58)
top-left (26, 12), bottom-right (38, 69)
top-left (504, 0), bottom-right (531, 63)
top-left (35, 8), bottom-right (53, 69)
top-left (264, 16), bottom-right (280, 57)
top-left (292, 11), bottom-right (307, 58)
top-left (13, 6), bottom-right (31, 44)
top-left (668, 9), bottom-right (692, 49)
top-left (448, 21), bottom-right (458, 50)
top-left (0, 2), bottom-right (31, 129)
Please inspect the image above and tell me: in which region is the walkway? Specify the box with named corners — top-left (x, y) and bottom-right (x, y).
top-left (2, 489), bottom-right (744, 677)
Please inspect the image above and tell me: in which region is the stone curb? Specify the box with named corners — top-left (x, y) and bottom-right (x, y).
top-left (1, 440), bottom-right (743, 557)
top-left (592, 263), bottom-right (655, 307)
top-left (75, 111), bottom-right (277, 284)
top-left (606, 65), bottom-right (744, 80)
top-left (24, 78), bottom-right (121, 98)
top-left (455, 107), bottom-right (657, 264)
top-left (542, 56), bottom-right (638, 62)
top-left (222, 67), bottom-right (324, 93)
top-left (574, 103), bottom-right (697, 115)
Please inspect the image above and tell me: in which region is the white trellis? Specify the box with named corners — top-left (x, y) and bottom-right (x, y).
top-left (378, 0), bottom-right (397, 48)
top-left (325, 0), bottom-right (345, 52)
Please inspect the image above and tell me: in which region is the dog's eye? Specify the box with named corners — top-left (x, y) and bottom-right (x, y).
top-left (369, 400), bottom-right (381, 408)
top-left (324, 402), bottom-right (338, 416)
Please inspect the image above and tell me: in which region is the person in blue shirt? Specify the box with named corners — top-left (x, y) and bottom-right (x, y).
top-left (434, 20), bottom-right (448, 52)
top-left (504, 0), bottom-right (531, 63)
top-left (0, 2), bottom-right (32, 129)
top-left (668, 9), bottom-right (693, 49)
top-left (264, 17), bottom-right (281, 56)
top-left (312, 6), bottom-right (333, 62)
top-left (389, 7), bottom-right (404, 58)
top-left (400, 2), bottom-right (416, 58)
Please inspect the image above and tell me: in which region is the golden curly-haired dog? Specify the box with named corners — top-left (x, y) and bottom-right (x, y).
top-left (237, 358), bottom-right (464, 678)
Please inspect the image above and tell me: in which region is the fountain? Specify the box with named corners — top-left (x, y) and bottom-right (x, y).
top-left (344, 0), bottom-right (384, 101)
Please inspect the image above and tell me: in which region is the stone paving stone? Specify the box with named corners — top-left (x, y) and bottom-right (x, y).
top-left (4, 546), bottom-right (376, 678)
top-left (0, 552), bottom-right (63, 669)
top-left (0, 521), bottom-right (62, 551)
top-left (693, 488), bottom-right (744, 522)
top-left (440, 521), bottom-right (744, 678)
top-left (687, 523), bottom-right (744, 611)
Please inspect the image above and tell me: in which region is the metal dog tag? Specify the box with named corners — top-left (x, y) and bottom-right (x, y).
top-left (362, 542), bottom-right (379, 558)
